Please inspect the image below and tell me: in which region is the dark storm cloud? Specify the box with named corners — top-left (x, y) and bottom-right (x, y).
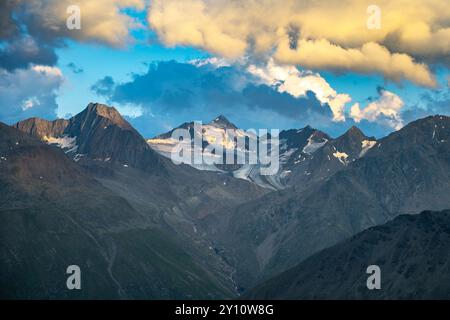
top-left (91, 76), bottom-right (116, 96)
top-left (0, 1), bottom-right (63, 124)
top-left (0, 0), bottom-right (60, 71)
top-left (93, 60), bottom-right (334, 117)
top-left (91, 60), bottom-right (337, 137)
top-left (0, 0), bottom-right (20, 40)
top-left (242, 85), bottom-right (332, 119)
top-left (0, 36), bottom-right (58, 71)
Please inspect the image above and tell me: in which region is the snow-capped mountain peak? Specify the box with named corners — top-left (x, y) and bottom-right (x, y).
top-left (208, 115), bottom-right (238, 130)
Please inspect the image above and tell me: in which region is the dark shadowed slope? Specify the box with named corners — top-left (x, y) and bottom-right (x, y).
top-left (245, 210), bottom-right (450, 299)
top-left (209, 115), bottom-right (450, 291)
top-left (9, 105), bottom-right (269, 298)
top-left (0, 123), bottom-right (235, 299)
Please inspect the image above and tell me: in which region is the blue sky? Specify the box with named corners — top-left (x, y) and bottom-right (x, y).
top-left (55, 41), bottom-right (206, 117)
top-left (1, 0), bottom-right (449, 139)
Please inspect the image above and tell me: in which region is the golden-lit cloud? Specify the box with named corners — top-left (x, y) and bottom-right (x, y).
top-left (275, 39), bottom-right (436, 87)
top-left (247, 59), bottom-right (351, 121)
top-left (350, 89), bottom-right (404, 129)
top-left (18, 0), bottom-right (146, 47)
top-left (148, 0), bottom-right (449, 87)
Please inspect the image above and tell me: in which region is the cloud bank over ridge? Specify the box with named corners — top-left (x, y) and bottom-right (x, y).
top-left (149, 0), bottom-right (450, 87)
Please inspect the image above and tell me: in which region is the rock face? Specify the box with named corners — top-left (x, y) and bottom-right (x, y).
top-left (244, 210), bottom-right (450, 300)
top-left (14, 118), bottom-right (69, 138)
top-left (15, 103), bottom-right (163, 172)
top-left (65, 103), bottom-right (163, 171)
top-left (279, 125), bottom-right (376, 190)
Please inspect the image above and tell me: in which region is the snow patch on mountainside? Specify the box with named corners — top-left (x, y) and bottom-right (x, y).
top-left (233, 164), bottom-right (253, 181)
top-left (147, 138), bottom-right (178, 157)
top-left (202, 125), bottom-right (248, 150)
top-left (43, 135), bottom-right (78, 153)
top-left (333, 150), bottom-right (349, 165)
top-left (148, 121), bottom-right (259, 175)
top-left (359, 140), bottom-right (377, 157)
top-left (303, 135), bottom-right (328, 154)
top-left (279, 147), bottom-right (297, 164)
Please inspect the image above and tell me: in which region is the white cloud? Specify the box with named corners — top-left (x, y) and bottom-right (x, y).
top-left (0, 65), bottom-right (63, 123)
top-left (247, 59), bottom-right (351, 121)
top-left (21, 97), bottom-right (40, 111)
top-left (189, 57), bottom-right (232, 68)
top-left (148, 0), bottom-right (448, 87)
top-left (350, 89), bottom-right (404, 129)
top-left (32, 65), bottom-right (63, 77)
top-left (275, 40), bottom-right (436, 88)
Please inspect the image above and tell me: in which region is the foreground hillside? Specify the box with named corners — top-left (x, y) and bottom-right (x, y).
top-left (245, 210), bottom-right (450, 299)
top-left (0, 122), bottom-right (236, 299)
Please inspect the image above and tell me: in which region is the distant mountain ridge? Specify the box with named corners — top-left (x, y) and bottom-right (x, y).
top-left (278, 124), bottom-right (376, 190)
top-left (15, 106), bottom-right (378, 190)
top-left (148, 115), bottom-right (377, 190)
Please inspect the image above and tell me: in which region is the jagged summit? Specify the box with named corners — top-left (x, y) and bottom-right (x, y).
top-left (153, 121), bottom-right (195, 140)
top-left (334, 125), bottom-right (374, 150)
top-left (347, 125), bottom-right (363, 133)
top-left (79, 103), bottom-right (133, 131)
top-left (209, 115), bottom-right (237, 129)
top-left (86, 103), bottom-right (120, 120)
top-left (153, 115), bottom-right (237, 140)
top-left (341, 125), bottom-right (366, 139)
